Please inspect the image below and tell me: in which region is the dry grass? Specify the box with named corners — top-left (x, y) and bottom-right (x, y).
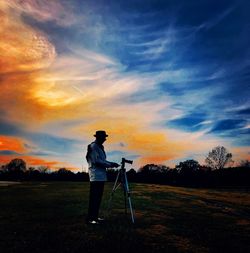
top-left (0, 182), bottom-right (249, 253)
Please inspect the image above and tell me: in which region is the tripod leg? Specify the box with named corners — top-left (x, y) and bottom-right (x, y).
top-left (127, 196), bottom-right (135, 223)
top-left (107, 170), bottom-right (121, 213)
top-left (124, 172), bottom-right (135, 223)
top-left (112, 169), bottom-right (121, 192)
top-left (123, 182), bottom-right (127, 214)
top-left (120, 170), bottom-right (127, 214)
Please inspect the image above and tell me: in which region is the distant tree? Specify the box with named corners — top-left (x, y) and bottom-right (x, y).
top-left (127, 168), bottom-right (137, 181)
top-left (157, 165), bottom-right (170, 174)
top-left (205, 146), bottom-right (233, 170)
top-left (138, 164), bottom-right (170, 183)
top-left (55, 168), bottom-right (74, 180)
top-left (176, 159), bottom-right (200, 174)
top-left (28, 167), bottom-right (36, 172)
top-left (0, 165), bottom-right (7, 172)
top-left (239, 160), bottom-right (250, 168)
top-left (199, 165), bottom-right (211, 171)
top-left (139, 164), bottom-right (169, 174)
top-left (127, 168), bottom-right (137, 175)
top-left (57, 168), bottom-right (74, 175)
top-left (37, 166), bottom-right (50, 174)
top-left (7, 158), bottom-right (26, 172)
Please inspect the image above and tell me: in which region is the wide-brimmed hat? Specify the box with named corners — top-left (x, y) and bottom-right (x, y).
top-left (94, 130), bottom-right (108, 137)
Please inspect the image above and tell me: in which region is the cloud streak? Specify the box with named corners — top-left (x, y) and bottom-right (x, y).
top-left (0, 0), bottom-right (249, 170)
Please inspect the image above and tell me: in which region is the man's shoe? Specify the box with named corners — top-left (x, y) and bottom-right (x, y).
top-left (86, 220), bottom-right (100, 225)
top-left (97, 217), bottom-right (105, 223)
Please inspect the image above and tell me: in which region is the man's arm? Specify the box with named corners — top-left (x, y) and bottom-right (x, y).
top-left (89, 144), bottom-right (119, 168)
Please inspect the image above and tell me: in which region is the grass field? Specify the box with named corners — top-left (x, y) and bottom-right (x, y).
top-left (0, 181), bottom-right (250, 253)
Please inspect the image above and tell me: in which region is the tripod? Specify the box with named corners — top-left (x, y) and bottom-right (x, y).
top-left (107, 158), bottom-right (135, 223)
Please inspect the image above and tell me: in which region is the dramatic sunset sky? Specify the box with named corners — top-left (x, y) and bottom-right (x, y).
top-left (0, 0), bottom-right (249, 171)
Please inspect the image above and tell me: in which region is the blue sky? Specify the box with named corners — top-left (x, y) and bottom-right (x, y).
top-left (0, 0), bottom-right (249, 170)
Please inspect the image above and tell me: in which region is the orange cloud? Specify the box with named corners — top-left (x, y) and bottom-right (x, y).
top-left (0, 155), bottom-right (15, 165)
top-left (0, 3), bottom-right (56, 74)
top-left (0, 135), bottom-right (26, 153)
top-left (231, 147), bottom-right (250, 164)
top-left (78, 119), bottom-right (188, 167)
top-left (0, 2), bottom-right (60, 129)
top-left (0, 154), bottom-right (61, 168)
top-left (0, 135), bottom-right (62, 168)
top-left (22, 156), bottom-right (60, 167)
top-left (139, 155), bottom-right (177, 165)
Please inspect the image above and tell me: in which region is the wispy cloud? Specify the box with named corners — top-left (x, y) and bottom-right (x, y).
top-left (1, 0), bottom-right (249, 170)
top-left (6, 0), bottom-right (80, 27)
top-left (200, 5), bottom-right (236, 30)
top-left (0, 3), bottom-right (56, 74)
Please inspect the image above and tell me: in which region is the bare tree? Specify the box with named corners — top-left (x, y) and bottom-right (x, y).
top-left (27, 167), bottom-right (36, 172)
top-left (205, 146), bottom-right (233, 170)
top-left (37, 166), bottom-right (50, 174)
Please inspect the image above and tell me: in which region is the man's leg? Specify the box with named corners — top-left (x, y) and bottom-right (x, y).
top-left (93, 181), bottom-right (105, 219)
top-left (86, 181), bottom-right (98, 222)
top-left (86, 181), bottom-right (105, 222)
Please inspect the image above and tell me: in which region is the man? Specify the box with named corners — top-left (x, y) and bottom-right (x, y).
top-left (85, 130), bottom-right (119, 225)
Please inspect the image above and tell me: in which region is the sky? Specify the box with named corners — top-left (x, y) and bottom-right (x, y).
top-left (0, 0), bottom-right (249, 171)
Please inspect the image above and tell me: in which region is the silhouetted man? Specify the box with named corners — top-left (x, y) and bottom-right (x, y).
top-left (85, 130), bottom-right (119, 225)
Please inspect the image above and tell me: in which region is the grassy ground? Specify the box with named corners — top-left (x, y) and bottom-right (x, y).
top-left (0, 182), bottom-right (250, 253)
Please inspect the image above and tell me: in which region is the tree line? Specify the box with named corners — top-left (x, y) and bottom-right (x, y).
top-left (0, 146), bottom-right (249, 188)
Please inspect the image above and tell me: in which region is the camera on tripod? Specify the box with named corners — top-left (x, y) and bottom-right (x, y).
top-left (121, 157), bottom-right (133, 167)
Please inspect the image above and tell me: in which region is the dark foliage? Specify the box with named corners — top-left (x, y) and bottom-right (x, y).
top-left (0, 158), bottom-right (249, 188)
top-left (0, 165), bottom-right (89, 182)
top-left (6, 158), bottom-right (26, 172)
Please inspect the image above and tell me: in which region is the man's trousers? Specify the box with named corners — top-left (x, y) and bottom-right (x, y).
top-left (86, 181), bottom-right (105, 221)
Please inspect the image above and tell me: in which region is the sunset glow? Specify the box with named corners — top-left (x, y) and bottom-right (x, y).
top-left (0, 1), bottom-right (249, 170)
